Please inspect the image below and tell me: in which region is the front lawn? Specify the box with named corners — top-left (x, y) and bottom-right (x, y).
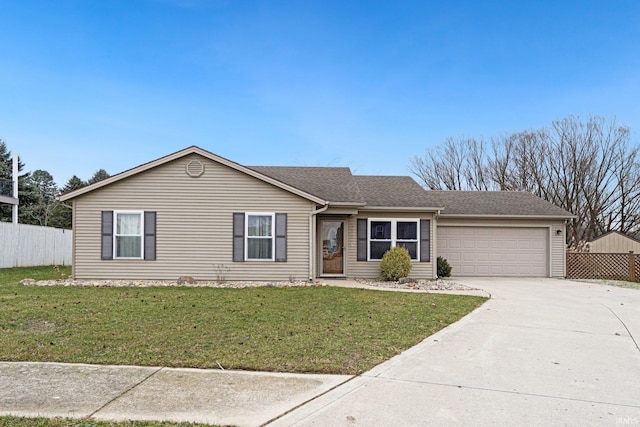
top-left (0, 266), bottom-right (486, 374)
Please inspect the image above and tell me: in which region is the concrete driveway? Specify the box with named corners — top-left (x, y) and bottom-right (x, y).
top-left (270, 278), bottom-right (640, 426)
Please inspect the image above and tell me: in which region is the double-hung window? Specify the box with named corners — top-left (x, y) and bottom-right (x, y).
top-left (368, 219), bottom-right (419, 260)
top-left (114, 211), bottom-right (144, 259)
top-left (246, 213), bottom-right (275, 260)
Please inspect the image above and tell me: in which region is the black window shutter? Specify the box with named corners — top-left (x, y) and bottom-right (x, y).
top-left (275, 213), bottom-right (287, 262)
top-left (357, 218), bottom-right (367, 261)
top-left (101, 211), bottom-right (114, 260)
top-left (420, 219), bottom-right (431, 262)
top-left (144, 211), bottom-right (157, 260)
top-left (233, 213), bottom-right (245, 262)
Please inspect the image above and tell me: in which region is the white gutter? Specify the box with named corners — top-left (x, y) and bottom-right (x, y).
top-left (437, 213), bottom-right (575, 219)
top-left (309, 203), bottom-right (329, 281)
top-left (359, 206), bottom-right (444, 212)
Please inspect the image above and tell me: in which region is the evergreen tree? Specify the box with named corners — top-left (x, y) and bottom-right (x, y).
top-left (0, 140), bottom-right (35, 223)
top-left (49, 175), bottom-right (86, 229)
top-left (61, 175), bottom-right (86, 193)
top-left (22, 169), bottom-right (59, 226)
top-left (88, 169), bottom-right (110, 184)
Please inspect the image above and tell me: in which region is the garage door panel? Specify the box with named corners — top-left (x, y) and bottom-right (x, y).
top-left (491, 253), bottom-right (503, 262)
top-left (530, 239), bottom-right (546, 250)
top-left (476, 240), bottom-right (490, 249)
top-left (476, 266), bottom-right (491, 275)
top-left (447, 240), bottom-right (462, 249)
top-left (502, 265), bottom-right (520, 275)
top-left (446, 253), bottom-right (463, 263)
top-left (503, 240), bottom-right (518, 250)
top-left (516, 241), bottom-right (527, 249)
top-left (438, 226), bottom-right (548, 277)
top-left (446, 228), bottom-right (464, 238)
top-left (476, 252), bottom-right (490, 262)
top-left (462, 252), bottom-right (477, 262)
top-left (503, 253), bottom-right (518, 262)
top-left (463, 240), bottom-right (477, 249)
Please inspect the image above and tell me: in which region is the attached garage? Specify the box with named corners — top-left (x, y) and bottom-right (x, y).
top-left (438, 226), bottom-right (548, 277)
top-left (428, 190), bottom-right (574, 279)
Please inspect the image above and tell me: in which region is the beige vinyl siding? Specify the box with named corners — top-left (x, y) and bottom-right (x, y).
top-left (588, 233), bottom-right (640, 254)
top-left (73, 153), bottom-right (314, 281)
top-left (550, 221), bottom-right (566, 277)
top-left (345, 212), bottom-right (436, 279)
top-left (436, 218), bottom-right (567, 278)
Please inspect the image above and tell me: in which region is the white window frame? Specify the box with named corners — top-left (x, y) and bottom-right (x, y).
top-left (367, 218), bottom-right (420, 261)
top-left (113, 210), bottom-right (145, 260)
top-left (245, 212), bottom-right (275, 261)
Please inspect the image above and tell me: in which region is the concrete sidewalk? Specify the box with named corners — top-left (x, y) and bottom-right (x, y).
top-left (0, 361), bottom-right (351, 426)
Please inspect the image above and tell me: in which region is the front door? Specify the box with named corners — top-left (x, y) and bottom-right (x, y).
top-left (320, 220), bottom-right (345, 276)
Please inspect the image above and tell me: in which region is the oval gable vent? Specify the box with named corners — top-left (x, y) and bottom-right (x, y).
top-left (186, 160), bottom-right (205, 178)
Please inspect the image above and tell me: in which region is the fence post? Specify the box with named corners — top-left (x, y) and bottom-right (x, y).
top-left (630, 253), bottom-right (636, 282)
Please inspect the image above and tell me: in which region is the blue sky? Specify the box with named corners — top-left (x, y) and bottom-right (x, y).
top-left (2, 0), bottom-right (639, 186)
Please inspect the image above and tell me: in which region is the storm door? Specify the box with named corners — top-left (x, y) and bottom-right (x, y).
top-left (320, 220), bottom-right (345, 276)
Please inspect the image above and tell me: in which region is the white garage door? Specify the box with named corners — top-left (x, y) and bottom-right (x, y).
top-left (437, 227), bottom-right (548, 277)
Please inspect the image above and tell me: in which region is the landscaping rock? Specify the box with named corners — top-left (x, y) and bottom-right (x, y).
top-left (355, 278), bottom-right (477, 291)
top-left (20, 278), bottom-right (36, 286)
top-left (177, 276), bottom-right (197, 285)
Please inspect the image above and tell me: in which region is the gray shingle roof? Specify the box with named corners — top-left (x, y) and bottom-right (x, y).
top-left (248, 166), bottom-right (366, 204)
top-left (249, 166), bottom-right (572, 217)
top-left (353, 176), bottom-right (442, 208)
top-left (426, 190), bottom-right (574, 217)
top-left (59, 144), bottom-right (573, 217)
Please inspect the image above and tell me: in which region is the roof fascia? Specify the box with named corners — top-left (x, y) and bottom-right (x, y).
top-left (59, 146), bottom-right (327, 204)
top-left (359, 206), bottom-right (444, 212)
top-left (327, 201), bottom-right (367, 207)
top-left (437, 213), bottom-right (576, 220)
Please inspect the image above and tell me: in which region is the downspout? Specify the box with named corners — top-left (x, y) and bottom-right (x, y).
top-left (434, 209), bottom-right (441, 279)
top-left (309, 203), bottom-right (329, 282)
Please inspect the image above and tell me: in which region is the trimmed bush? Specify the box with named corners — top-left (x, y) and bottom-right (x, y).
top-left (437, 256), bottom-right (452, 277)
top-left (379, 246), bottom-right (412, 281)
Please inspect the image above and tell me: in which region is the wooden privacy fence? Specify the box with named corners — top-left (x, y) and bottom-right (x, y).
top-left (566, 252), bottom-right (640, 282)
top-left (0, 222), bottom-right (72, 268)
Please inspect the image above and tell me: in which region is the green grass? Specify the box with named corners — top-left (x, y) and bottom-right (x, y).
top-left (599, 280), bottom-right (640, 290)
top-left (0, 417), bottom-right (213, 427)
top-left (578, 278), bottom-right (640, 290)
top-left (0, 266), bottom-right (486, 375)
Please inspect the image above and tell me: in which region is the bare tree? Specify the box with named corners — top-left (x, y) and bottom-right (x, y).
top-left (464, 137), bottom-right (490, 191)
top-left (411, 115), bottom-right (640, 247)
top-left (411, 136), bottom-right (489, 190)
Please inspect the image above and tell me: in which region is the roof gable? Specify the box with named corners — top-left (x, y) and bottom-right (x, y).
top-left (589, 230), bottom-right (640, 244)
top-left (248, 166), bottom-right (365, 205)
top-left (353, 176), bottom-right (444, 209)
top-left (59, 146), bottom-right (326, 204)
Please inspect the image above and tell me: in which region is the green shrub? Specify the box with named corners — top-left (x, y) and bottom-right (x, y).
top-left (379, 246), bottom-right (412, 281)
top-left (437, 256), bottom-right (452, 277)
